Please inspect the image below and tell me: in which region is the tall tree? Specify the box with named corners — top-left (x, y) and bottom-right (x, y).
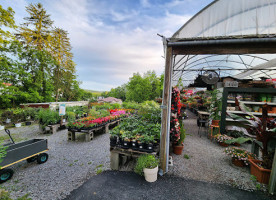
top-left (108, 84), bottom-right (127, 101)
top-left (18, 3), bottom-right (53, 50)
top-left (51, 28), bottom-right (75, 101)
top-left (0, 5), bottom-right (16, 43)
top-left (17, 3), bottom-right (54, 99)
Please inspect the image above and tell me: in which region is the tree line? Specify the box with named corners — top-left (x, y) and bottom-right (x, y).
top-left (104, 71), bottom-right (164, 103)
top-left (0, 3), bottom-right (92, 109)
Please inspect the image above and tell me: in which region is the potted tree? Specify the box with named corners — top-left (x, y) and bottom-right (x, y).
top-left (134, 154), bottom-right (159, 182)
top-left (173, 123), bottom-right (186, 155)
top-left (228, 100), bottom-right (276, 184)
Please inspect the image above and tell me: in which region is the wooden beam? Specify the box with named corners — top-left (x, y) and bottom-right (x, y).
top-left (269, 148), bottom-right (276, 195)
top-left (160, 46), bottom-right (173, 174)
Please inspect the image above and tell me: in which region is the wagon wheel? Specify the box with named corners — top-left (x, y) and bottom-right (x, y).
top-left (37, 153), bottom-right (48, 164)
top-left (0, 169), bottom-right (14, 183)
top-left (27, 156), bottom-right (37, 163)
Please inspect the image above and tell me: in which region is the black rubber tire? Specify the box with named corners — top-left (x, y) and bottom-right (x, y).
top-left (37, 153), bottom-right (49, 164)
top-left (0, 168), bottom-right (14, 183)
top-left (27, 156), bottom-right (37, 163)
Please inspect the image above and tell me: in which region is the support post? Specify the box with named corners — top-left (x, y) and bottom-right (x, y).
top-left (269, 148), bottom-right (276, 195)
top-left (160, 46), bottom-right (173, 174)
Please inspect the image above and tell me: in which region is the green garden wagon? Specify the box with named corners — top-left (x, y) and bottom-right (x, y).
top-left (0, 129), bottom-right (49, 183)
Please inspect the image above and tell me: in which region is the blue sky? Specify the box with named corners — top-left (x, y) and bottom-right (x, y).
top-left (2, 0), bottom-right (213, 91)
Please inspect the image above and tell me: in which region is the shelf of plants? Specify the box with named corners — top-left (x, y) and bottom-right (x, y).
top-left (109, 101), bottom-right (161, 153)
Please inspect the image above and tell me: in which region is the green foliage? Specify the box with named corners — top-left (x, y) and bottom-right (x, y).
top-left (209, 89), bottom-right (222, 120)
top-left (224, 137), bottom-right (252, 145)
top-left (184, 154), bottom-right (190, 159)
top-left (177, 123), bottom-right (186, 145)
top-left (122, 101), bottom-right (140, 109)
top-left (134, 155), bottom-right (159, 176)
top-left (138, 101), bottom-right (161, 124)
top-left (66, 112), bottom-right (76, 122)
top-left (108, 84), bottom-right (126, 101)
top-left (125, 71), bottom-right (162, 103)
top-left (37, 109), bottom-right (60, 126)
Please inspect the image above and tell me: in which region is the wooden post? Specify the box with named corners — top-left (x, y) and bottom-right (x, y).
top-left (269, 148), bottom-right (276, 194)
top-left (160, 46), bottom-right (173, 175)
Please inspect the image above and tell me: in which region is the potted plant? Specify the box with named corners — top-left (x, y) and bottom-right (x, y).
top-left (209, 89), bottom-right (222, 126)
top-left (134, 154), bottom-right (159, 182)
top-left (0, 116), bottom-right (4, 130)
top-left (173, 123), bottom-right (186, 155)
top-left (1, 111), bottom-right (13, 124)
top-left (13, 109), bottom-right (24, 128)
top-left (227, 100), bottom-right (276, 184)
top-left (110, 127), bottom-right (119, 147)
top-left (224, 147), bottom-right (257, 167)
top-left (213, 134), bottom-right (233, 147)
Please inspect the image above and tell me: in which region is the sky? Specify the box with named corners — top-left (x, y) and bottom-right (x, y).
top-left (2, 0), bottom-right (213, 91)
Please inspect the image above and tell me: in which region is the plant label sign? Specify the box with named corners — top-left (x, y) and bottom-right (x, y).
top-left (59, 104), bottom-right (66, 116)
top-left (225, 81), bottom-right (238, 88)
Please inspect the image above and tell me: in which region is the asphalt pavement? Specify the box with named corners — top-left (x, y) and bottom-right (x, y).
top-left (64, 170), bottom-right (274, 200)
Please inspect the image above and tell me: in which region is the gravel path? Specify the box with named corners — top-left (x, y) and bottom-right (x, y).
top-left (168, 110), bottom-right (262, 191)
top-left (0, 125), bottom-right (110, 200)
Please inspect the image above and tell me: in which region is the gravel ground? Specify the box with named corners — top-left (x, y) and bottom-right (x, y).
top-left (168, 110), bottom-right (265, 192)
top-left (0, 112), bottom-right (268, 199)
top-left (0, 124), bottom-right (110, 200)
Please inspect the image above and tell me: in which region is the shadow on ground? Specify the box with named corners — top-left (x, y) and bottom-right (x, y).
top-left (64, 170), bottom-right (272, 200)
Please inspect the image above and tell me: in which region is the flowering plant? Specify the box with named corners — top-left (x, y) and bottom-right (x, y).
top-left (213, 134), bottom-right (233, 143)
top-left (224, 147), bottom-right (257, 165)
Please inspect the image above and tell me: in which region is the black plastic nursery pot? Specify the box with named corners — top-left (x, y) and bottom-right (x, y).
top-left (130, 140), bottom-right (138, 150)
top-left (121, 140), bottom-right (131, 149)
top-left (110, 136), bottom-right (117, 147)
top-left (25, 121), bottom-right (32, 126)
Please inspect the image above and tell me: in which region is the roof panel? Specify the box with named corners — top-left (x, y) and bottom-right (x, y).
top-left (172, 0), bottom-right (276, 39)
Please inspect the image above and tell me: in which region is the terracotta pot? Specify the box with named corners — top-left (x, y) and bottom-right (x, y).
top-left (232, 158), bottom-right (245, 167)
top-left (218, 142), bottom-right (229, 147)
top-left (249, 159), bottom-right (271, 184)
top-left (211, 120), bottom-right (220, 126)
top-left (173, 145), bottom-right (184, 155)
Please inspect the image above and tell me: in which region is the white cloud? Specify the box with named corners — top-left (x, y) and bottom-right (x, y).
top-left (3, 0), bottom-right (194, 91)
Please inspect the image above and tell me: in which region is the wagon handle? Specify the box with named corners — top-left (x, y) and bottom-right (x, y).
top-left (4, 129), bottom-right (15, 144)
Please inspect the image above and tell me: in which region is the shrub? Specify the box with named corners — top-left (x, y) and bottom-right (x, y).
top-left (122, 101), bottom-right (140, 110)
top-left (134, 155), bottom-right (159, 176)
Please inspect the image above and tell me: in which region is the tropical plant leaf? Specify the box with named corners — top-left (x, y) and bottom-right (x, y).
top-left (224, 137), bottom-right (252, 144)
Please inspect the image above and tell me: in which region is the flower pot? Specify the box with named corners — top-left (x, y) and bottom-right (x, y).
top-left (131, 141), bottom-right (138, 149)
top-left (122, 140), bottom-right (130, 149)
top-left (173, 145), bottom-right (184, 155)
top-left (0, 125), bottom-right (4, 130)
top-left (218, 142), bottom-right (229, 147)
top-left (5, 119), bottom-right (11, 124)
top-left (248, 159), bottom-right (271, 184)
top-left (110, 136), bottom-right (117, 147)
top-left (232, 158), bottom-right (245, 167)
top-left (15, 123), bottom-right (22, 128)
top-left (25, 121), bottom-right (32, 126)
top-left (138, 142), bottom-right (145, 151)
top-left (211, 120), bottom-right (220, 126)
top-left (143, 166), bottom-right (158, 182)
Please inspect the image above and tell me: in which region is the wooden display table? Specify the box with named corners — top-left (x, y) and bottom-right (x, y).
top-left (110, 146), bottom-right (158, 170)
top-left (68, 120), bottom-right (120, 142)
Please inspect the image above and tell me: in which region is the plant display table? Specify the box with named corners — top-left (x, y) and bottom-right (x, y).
top-left (110, 146), bottom-right (159, 170)
top-left (68, 120), bottom-right (120, 142)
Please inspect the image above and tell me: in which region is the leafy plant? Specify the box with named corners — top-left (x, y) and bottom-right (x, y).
top-left (134, 155), bottom-right (159, 176)
top-left (209, 89), bottom-right (222, 121)
top-left (224, 137), bottom-right (252, 145)
top-left (227, 99), bottom-right (276, 169)
top-left (177, 123), bottom-right (186, 146)
top-left (213, 134), bottom-right (233, 143)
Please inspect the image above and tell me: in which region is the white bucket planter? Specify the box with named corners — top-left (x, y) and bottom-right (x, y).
top-left (62, 119), bottom-right (66, 123)
top-left (0, 125), bottom-right (4, 130)
top-left (6, 119), bottom-right (11, 123)
top-left (143, 166), bottom-right (158, 182)
top-left (15, 123), bottom-right (22, 128)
